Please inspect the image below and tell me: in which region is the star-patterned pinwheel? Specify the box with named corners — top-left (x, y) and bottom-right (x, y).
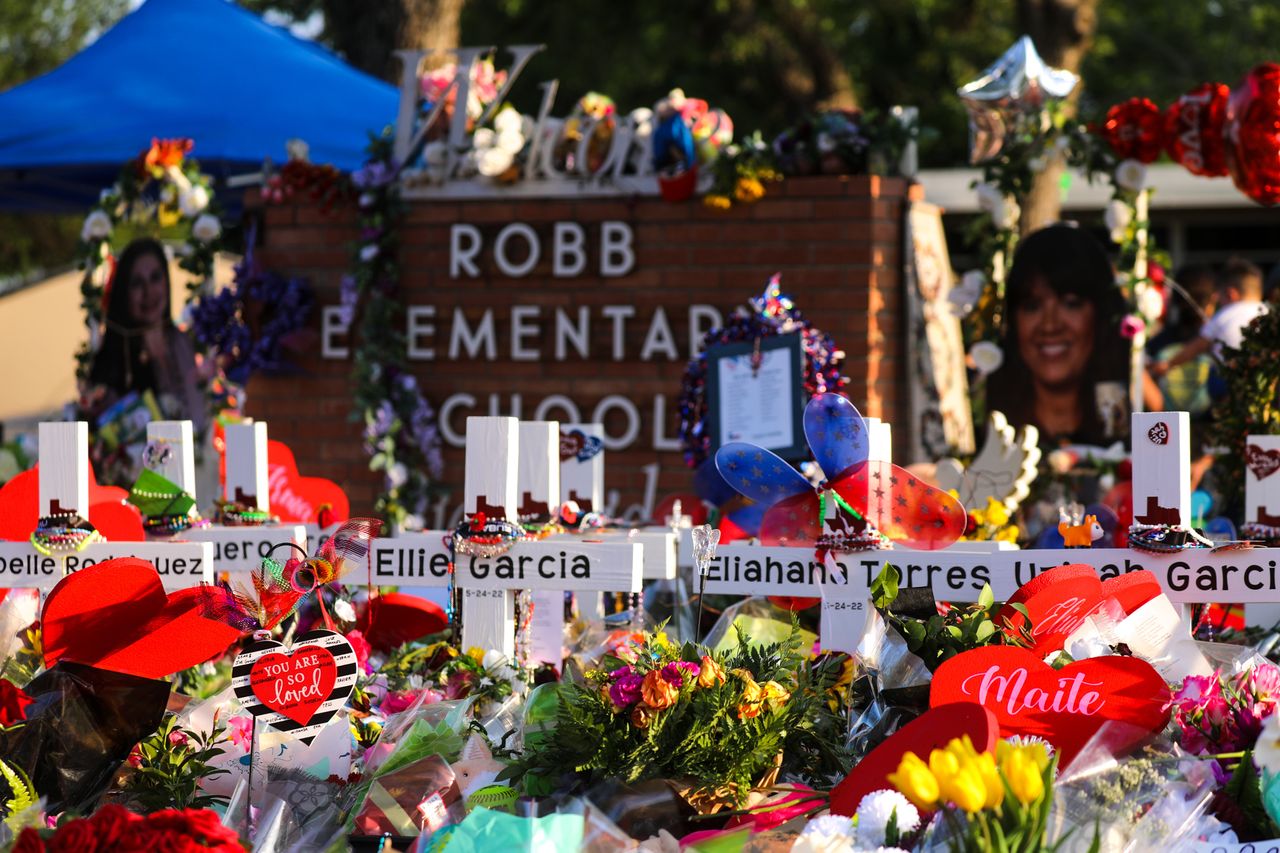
top-left (714, 394), bottom-right (967, 552)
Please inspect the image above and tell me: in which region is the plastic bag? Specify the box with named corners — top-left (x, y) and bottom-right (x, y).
top-left (0, 660), bottom-right (169, 813)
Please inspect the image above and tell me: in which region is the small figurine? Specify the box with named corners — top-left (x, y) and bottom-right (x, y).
top-left (1058, 510), bottom-right (1103, 548)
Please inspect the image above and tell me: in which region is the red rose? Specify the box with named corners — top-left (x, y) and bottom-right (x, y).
top-left (11, 828), bottom-right (46, 853)
top-left (47, 817), bottom-right (98, 853)
top-left (0, 678), bottom-right (33, 727)
top-left (89, 805), bottom-right (142, 848)
top-left (144, 809), bottom-right (241, 850)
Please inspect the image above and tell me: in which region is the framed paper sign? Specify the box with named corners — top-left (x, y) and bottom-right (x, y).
top-left (705, 333), bottom-right (806, 460)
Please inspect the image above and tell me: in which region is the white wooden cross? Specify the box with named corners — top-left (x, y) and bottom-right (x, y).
top-left (0, 422), bottom-right (213, 591)
top-left (370, 416), bottom-right (642, 659)
top-left (519, 420), bottom-right (568, 667)
top-left (182, 421), bottom-right (307, 575)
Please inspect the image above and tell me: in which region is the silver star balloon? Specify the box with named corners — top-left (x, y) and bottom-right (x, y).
top-left (957, 35), bottom-right (1079, 163)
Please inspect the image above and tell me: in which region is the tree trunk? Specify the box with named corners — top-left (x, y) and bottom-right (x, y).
top-left (1017, 0), bottom-right (1100, 233)
top-left (320, 0), bottom-right (467, 82)
top-left (400, 0), bottom-right (467, 60)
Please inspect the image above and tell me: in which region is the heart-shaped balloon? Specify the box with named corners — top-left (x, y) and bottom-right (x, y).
top-left (1226, 64), bottom-right (1280, 206)
top-left (1102, 97), bottom-right (1165, 163)
top-left (42, 558), bottom-right (240, 679)
top-left (930, 647), bottom-right (1170, 768)
top-left (232, 629), bottom-right (356, 742)
top-left (1164, 82), bottom-right (1230, 177)
top-left (829, 702), bottom-right (999, 816)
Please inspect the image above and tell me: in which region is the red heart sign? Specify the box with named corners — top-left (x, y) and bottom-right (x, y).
top-left (559, 430), bottom-right (585, 462)
top-left (42, 558), bottom-right (240, 679)
top-left (0, 466), bottom-right (145, 542)
top-left (250, 646), bottom-right (338, 726)
top-left (930, 647), bottom-right (1170, 768)
top-left (1246, 444), bottom-right (1280, 482)
top-left (829, 703), bottom-right (998, 816)
top-left (998, 565), bottom-right (1162, 656)
top-left (1147, 422), bottom-right (1169, 445)
top-left (265, 441), bottom-right (350, 524)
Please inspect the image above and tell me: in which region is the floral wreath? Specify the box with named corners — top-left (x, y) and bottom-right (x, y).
top-left (676, 275), bottom-right (848, 469)
top-left (75, 138), bottom-right (223, 383)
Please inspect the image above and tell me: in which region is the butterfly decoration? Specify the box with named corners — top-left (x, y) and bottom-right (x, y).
top-left (198, 518), bottom-right (382, 634)
top-left (714, 394), bottom-right (967, 553)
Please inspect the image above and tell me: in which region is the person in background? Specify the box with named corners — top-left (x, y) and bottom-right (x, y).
top-left (85, 237), bottom-right (206, 429)
top-left (1150, 257), bottom-right (1270, 386)
top-left (1146, 263), bottom-right (1218, 415)
top-left (986, 224), bottom-right (1130, 447)
top-left (1265, 264), bottom-right (1280, 307)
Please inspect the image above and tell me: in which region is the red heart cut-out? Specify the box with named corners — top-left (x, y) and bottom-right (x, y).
top-left (265, 440), bottom-right (350, 524)
top-left (42, 558), bottom-right (240, 679)
top-left (998, 565), bottom-right (1162, 655)
top-left (0, 466), bottom-right (144, 542)
top-left (250, 646), bottom-right (337, 726)
top-left (1246, 444), bottom-right (1280, 482)
top-left (930, 647), bottom-right (1170, 768)
top-left (829, 702), bottom-right (998, 816)
top-left (358, 592), bottom-right (447, 653)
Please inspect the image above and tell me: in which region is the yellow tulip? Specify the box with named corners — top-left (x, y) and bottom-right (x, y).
top-left (888, 752), bottom-right (939, 810)
top-left (944, 763), bottom-right (989, 813)
top-left (467, 646), bottom-right (485, 663)
top-left (1002, 748), bottom-right (1045, 805)
top-left (929, 746), bottom-right (960, 781)
top-left (985, 497), bottom-right (1010, 528)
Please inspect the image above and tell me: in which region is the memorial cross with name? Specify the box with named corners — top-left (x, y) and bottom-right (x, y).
top-left (704, 411), bottom-right (1280, 648)
top-left (553, 421), bottom-right (676, 620)
top-left (370, 416), bottom-right (641, 658)
top-left (0, 422), bottom-right (213, 591)
top-left (162, 421), bottom-right (308, 577)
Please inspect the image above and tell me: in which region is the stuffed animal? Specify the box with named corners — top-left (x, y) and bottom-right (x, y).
top-left (1059, 513), bottom-right (1104, 548)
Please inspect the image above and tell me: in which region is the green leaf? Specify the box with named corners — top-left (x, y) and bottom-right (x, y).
top-left (871, 563), bottom-right (900, 609)
top-left (978, 583), bottom-right (994, 609)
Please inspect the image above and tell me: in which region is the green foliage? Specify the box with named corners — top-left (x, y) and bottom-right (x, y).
top-left (169, 659), bottom-right (233, 700)
top-left (1223, 751), bottom-right (1280, 841)
top-left (0, 760), bottom-right (35, 832)
top-left (118, 714), bottom-right (230, 813)
top-left (871, 563), bottom-right (1030, 671)
top-left (1209, 309), bottom-right (1280, 509)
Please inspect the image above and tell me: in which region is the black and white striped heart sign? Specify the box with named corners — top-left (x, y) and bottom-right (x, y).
top-left (232, 629), bottom-right (356, 743)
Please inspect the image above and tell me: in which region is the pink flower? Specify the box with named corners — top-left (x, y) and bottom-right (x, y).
top-left (1252, 664), bottom-right (1280, 699)
top-left (1120, 314), bottom-right (1146, 339)
top-left (227, 716), bottom-right (253, 751)
top-left (609, 666), bottom-right (635, 680)
top-left (608, 673), bottom-right (644, 709)
top-left (167, 729), bottom-right (190, 748)
top-left (346, 630), bottom-right (373, 674)
top-left (1204, 696), bottom-right (1231, 727)
top-left (1174, 673), bottom-right (1220, 705)
top-left (660, 661), bottom-right (700, 687)
top-left (382, 688), bottom-right (442, 716)
top-left (445, 670), bottom-right (477, 699)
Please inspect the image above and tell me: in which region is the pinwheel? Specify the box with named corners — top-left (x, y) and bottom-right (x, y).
top-left (198, 518), bottom-right (382, 634)
top-left (715, 394), bottom-right (967, 554)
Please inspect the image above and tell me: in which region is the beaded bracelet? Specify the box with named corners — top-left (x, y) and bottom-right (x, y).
top-left (30, 512), bottom-right (103, 557)
top-left (144, 513), bottom-right (212, 535)
top-left (1127, 523), bottom-right (1214, 553)
top-left (217, 501), bottom-right (280, 527)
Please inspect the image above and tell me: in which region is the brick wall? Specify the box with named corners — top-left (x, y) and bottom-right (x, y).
top-left (245, 175), bottom-right (909, 520)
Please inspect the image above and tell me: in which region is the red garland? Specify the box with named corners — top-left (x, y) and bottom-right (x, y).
top-left (1102, 97), bottom-right (1165, 163)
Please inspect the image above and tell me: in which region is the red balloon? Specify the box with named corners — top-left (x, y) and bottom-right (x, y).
top-left (1102, 97), bottom-right (1165, 163)
top-left (1164, 82), bottom-right (1230, 177)
top-left (1226, 64), bottom-right (1280, 206)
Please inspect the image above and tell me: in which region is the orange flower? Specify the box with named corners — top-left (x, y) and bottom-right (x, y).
top-left (630, 706), bottom-right (653, 729)
top-left (697, 656), bottom-right (726, 688)
top-left (762, 681), bottom-right (790, 710)
top-left (144, 138), bottom-right (193, 172)
top-left (641, 670), bottom-right (678, 710)
top-left (737, 678), bottom-right (764, 720)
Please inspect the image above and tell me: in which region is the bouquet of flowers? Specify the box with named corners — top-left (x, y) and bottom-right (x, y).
top-left (505, 623), bottom-right (842, 811)
top-left (888, 736), bottom-right (1059, 852)
top-left (1168, 662), bottom-right (1280, 755)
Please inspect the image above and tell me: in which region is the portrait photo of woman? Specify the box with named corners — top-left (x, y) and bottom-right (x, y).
top-left (85, 237), bottom-right (206, 430)
top-left (984, 224), bottom-right (1130, 447)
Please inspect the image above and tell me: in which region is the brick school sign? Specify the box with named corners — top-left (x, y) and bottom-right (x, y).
top-left (245, 175), bottom-right (910, 522)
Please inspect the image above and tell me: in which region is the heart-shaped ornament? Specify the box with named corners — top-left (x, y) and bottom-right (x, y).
top-left (997, 565), bottom-right (1162, 656)
top-left (930, 647), bottom-right (1170, 768)
top-left (829, 702), bottom-right (998, 816)
top-left (233, 629), bottom-right (356, 742)
top-left (1147, 422), bottom-right (1169, 445)
top-left (1246, 443), bottom-right (1280, 482)
top-left (42, 558), bottom-right (239, 679)
top-left (266, 440), bottom-right (350, 523)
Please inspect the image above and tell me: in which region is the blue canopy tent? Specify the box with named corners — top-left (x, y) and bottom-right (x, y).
top-left (0, 0), bottom-right (400, 211)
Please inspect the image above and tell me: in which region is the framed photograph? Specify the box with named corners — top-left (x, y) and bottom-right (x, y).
top-left (705, 333), bottom-right (807, 460)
